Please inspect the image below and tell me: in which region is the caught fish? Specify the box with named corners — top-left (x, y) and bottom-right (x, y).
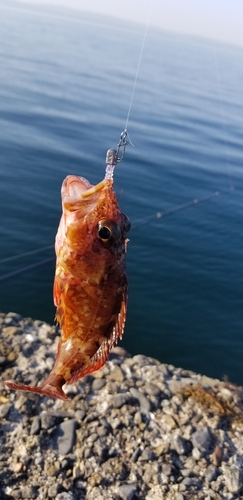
top-left (5, 163), bottom-right (130, 400)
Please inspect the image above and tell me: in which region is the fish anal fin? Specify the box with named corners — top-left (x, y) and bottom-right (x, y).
top-left (67, 290), bottom-right (127, 385)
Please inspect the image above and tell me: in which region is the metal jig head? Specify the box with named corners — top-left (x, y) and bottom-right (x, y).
top-left (105, 129), bottom-right (132, 180)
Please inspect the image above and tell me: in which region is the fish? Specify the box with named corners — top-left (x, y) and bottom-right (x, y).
top-left (5, 172), bottom-right (130, 400)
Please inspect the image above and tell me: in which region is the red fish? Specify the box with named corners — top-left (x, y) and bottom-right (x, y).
top-left (5, 174), bottom-right (130, 400)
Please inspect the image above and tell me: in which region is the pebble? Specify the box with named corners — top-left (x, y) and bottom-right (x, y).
top-left (192, 426), bottom-right (213, 453)
top-left (30, 415), bottom-right (41, 435)
top-left (171, 433), bottom-right (188, 455)
top-left (138, 448), bottom-right (154, 461)
top-left (224, 465), bottom-right (243, 493)
top-left (112, 393), bottom-right (129, 408)
top-left (75, 410), bottom-right (86, 420)
top-left (109, 364), bottom-right (124, 382)
top-left (145, 485), bottom-right (164, 499)
top-left (1, 312), bottom-right (243, 500)
top-left (161, 463), bottom-right (172, 476)
top-left (0, 355), bottom-right (6, 365)
top-left (116, 483), bottom-right (137, 500)
top-left (176, 495), bottom-right (184, 500)
top-left (144, 382), bottom-right (161, 397)
top-left (41, 412), bottom-right (57, 429)
top-left (20, 486), bottom-right (35, 498)
top-left (56, 494), bottom-right (74, 500)
top-left (48, 484), bottom-right (62, 497)
top-left (0, 403), bottom-right (11, 418)
top-left (130, 387), bottom-right (151, 412)
top-left (55, 419), bottom-right (77, 455)
top-left (92, 378), bottom-right (106, 391)
top-left (205, 464), bottom-right (218, 482)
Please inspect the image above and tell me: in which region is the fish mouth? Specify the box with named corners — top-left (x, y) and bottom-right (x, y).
top-left (62, 175), bottom-right (111, 205)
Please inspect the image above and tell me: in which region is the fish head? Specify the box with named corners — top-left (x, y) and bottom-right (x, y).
top-left (55, 175), bottom-right (130, 283)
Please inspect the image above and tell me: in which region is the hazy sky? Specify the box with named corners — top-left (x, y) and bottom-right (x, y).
top-left (14, 0), bottom-right (243, 48)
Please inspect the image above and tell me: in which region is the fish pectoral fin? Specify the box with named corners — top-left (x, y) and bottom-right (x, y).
top-left (67, 289), bottom-right (128, 385)
top-left (53, 275), bottom-right (61, 307)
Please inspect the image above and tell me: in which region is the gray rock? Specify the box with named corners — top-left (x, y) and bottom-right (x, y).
top-left (176, 494), bottom-right (185, 500)
top-left (41, 412), bottom-right (57, 430)
top-left (117, 483), bottom-right (137, 500)
top-left (180, 469), bottom-right (192, 477)
top-left (11, 489), bottom-right (22, 498)
top-left (205, 464), bottom-right (218, 482)
top-left (139, 448), bottom-right (154, 461)
top-left (110, 364), bottom-right (124, 382)
top-left (48, 483), bottom-right (62, 498)
top-left (56, 419), bottom-right (77, 455)
top-left (75, 410), bottom-right (86, 420)
top-left (20, 486), bottom-right (35, 498)
top-left (133, 411), bottom-right (143, 425)
top-left (168, 378), bottom-right (195, 394)
top-left (145, 485), bottom-right (164, 499)
top-left (0, 403), bottom-right (11, 418)
top-left (160, 364), bottom-right (170, 376)
top-left (74, 480), bottom-right (86, 490)
top-left (184, 457), bottom-right (196, 470)
top-left (112, 393), bottom-right (129, 408)
top-left (224, 466), bottom-right (243, 493)
top-left (92, 378), bottom-right (106, 391)
top-left (83, 447), bottom-right (92, 459)
top-left (6, 312), bottom-right (22, 322)
top-left (30, 416), bottom-right (41, 435)
top-left (4, 317), bottom-right (17, 326)
top-left (35, 456), bottom-right (44, 466)
top-left (182, 477), bottom-right (197, 487)
top-left (56, 494), bottom-right (74, 500)
top-left (191, 426), bottom-right (213, 452)
top-left (162, 463), bottom-right (172, 476)
top-left (144, 382), bottom-right (161, 397)
top-left (130, 387), bottom-right (151, 412)
top-left (131, 447), bottom-right (141, 462)
top-left (171, 434), bottom-right (188, 455)
top-left (178, 484), bottom-right (187, 492)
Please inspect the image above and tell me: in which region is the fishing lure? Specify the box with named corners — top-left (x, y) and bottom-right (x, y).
top-left (5, 133), bottom-right (130, 400)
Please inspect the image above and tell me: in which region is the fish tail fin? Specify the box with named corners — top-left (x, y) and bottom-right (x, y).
top-left (4, 373), bottom-right (69, 401)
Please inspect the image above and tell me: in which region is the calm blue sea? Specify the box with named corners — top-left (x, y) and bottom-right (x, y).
top-left (0, 2), bottom-right (243, 384)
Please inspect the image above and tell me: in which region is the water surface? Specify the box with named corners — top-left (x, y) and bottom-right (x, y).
top-left (0, 2), bottom-right (243, 383)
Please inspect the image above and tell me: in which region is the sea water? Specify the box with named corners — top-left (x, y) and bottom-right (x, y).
top-left (0, 2), bottom-right (243, 383)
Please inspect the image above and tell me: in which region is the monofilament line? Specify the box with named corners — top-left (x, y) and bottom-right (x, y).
top-left (125, 0), bottom-right (154, 131)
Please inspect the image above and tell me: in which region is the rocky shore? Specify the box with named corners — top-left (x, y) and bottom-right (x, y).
top-left (0, 311), bottom-right (243, 500)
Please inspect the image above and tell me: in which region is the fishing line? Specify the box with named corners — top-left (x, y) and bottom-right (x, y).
top-left (0, 245), bottom-right (53, 265)
top-left (132, 191), bottom-right (219, 228)
top-left (124, 0), bottom-right (154, 132)
top-left (0, 257), bottom-right (54, 283)
top-left (207, 17), bottom-right (235, 193)
top-left (106, 1), bottom-right (154, 173)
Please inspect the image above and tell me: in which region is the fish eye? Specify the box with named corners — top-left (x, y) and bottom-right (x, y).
top-left (98, 225), bottom-right (111, 241)
top-left (97, 219), bottom-right (119, 245)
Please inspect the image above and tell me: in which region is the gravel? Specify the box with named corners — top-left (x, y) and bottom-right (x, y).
top-left (1, 311), bottom-right (243, 499)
